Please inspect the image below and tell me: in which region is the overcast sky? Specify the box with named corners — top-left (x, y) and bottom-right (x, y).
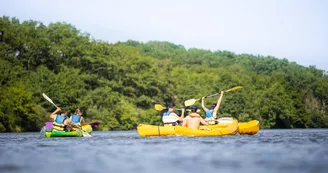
top-left (2, 0), bottom-right (328, 70)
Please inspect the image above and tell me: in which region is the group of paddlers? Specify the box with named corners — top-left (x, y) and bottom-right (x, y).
top-left (162, 91), bottom-right (225, 129)
top-left (49, 107), bottom-right (85, 132)
top-left (48, 91), bottom-right (225, 131)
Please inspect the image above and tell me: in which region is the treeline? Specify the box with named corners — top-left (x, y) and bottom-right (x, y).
top-left (0, 16), bottom-right (327, 132)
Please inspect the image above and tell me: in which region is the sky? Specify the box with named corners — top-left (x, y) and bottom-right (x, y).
top-left (2, 0), bottom-right (328, 70)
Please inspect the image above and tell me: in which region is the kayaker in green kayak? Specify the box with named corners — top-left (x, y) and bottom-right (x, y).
top-left (182, 105), bottom-right (208, 129)
top-left (49, 107), bottom-right (70, 132)
top-left (162, 102), bottom-right (185, 126)
top-left (70, 108), bottom-right (85, 126)
top-left (69, 108), bottom-right (85, 131)
top-left (201, 91), bottom-right (225, 124)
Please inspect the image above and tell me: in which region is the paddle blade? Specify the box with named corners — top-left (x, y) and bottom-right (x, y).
top-left (82, 131), bottom-right (92, 137)
top-left (89, 122), bottom-right (100, 126)
top-left (184, 99), bottom-right (198, 107)
top-left (42, 93), bottom-right (58, 108)
top-left (225, 86), bottom-right (243, 92)
top-left (186, 109), bottom-right (201, 113)
top-left (155, 104), bottom-right (183, 111)
top-left (162, 116), bottom-right (179, 123)
top-left (155, 104), bottom-right (165, 111)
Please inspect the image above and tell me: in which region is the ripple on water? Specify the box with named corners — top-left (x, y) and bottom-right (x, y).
top-left (0, 130), bottom-right (328, 173)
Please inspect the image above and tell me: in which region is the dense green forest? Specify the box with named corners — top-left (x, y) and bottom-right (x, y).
top-left (0, 16), bottom-right (328, 132)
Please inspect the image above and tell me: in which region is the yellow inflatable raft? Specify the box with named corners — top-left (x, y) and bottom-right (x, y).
top-left (237, 120), bottom-right (260, 135)
top-left (137, 124), bottom-right (176, 137)
top-left (137, 118), bottom-right (259, 137)
top-left (175, 119), bottom-right (238, 136)
top-left (81, 124), bottom-right (93, 134)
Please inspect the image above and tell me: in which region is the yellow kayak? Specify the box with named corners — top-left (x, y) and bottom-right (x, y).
top-left (137, 119), bottom-right (231, 137)
top-left (237, 120), bottom-right (260, 135)
top-left (200, 119), bottom-right (260, 135)
top-left (137, 118), bottom-right (258, 137)
top-left (175, 119), bottom-right (238, 136)
top-left (81, 124), bottom-right (93, 134)
top-left (137, 124), bottom-right (176, 137)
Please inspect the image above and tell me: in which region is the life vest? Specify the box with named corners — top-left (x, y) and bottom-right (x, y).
top-left (70, 114), bottom-right (82, 131)
top-left (205, 109), bottom-right (214, 118)
top-left (163, 111), bottom-right (178, 126)
top-left (71, 114), bottom-right (81, 124)
top-left (52, 114), bottom-right (68, 131)
top-left (163, 111), bottom-right (172, 116)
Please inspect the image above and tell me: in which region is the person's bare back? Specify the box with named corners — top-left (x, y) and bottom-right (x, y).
top-left (183, 112), bottom-right (208, 130)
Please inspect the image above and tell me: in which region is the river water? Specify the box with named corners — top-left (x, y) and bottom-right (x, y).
top-left (0, 129), bottom-right (327, 173)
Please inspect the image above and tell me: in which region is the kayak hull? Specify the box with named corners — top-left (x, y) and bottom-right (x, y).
top-left (42, 124), bottom-right (93, 138)
top-left (137, 118), bottom-right (239, 137)
top-left (237, 120), bottom-right (260, 135)
top-left (81, 124), bottom-right (93, 134)
top-left (137, 124), bottom-right (175, 137)
top-left (45, 130), bottom-right (83, 137)
top-left (175, 119), bottom-right (238, 136)
top-left (137, 118), bottom-right (259, 136)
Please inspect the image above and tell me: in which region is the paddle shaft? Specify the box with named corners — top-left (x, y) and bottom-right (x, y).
top-left (161, 107), bottom-right (182, 111)
top-left (42, 93), bottom-right (58, 108)
top-left (68, 124), bottom-right (92, 137)
top-left (205, 86), bottom-right (243, 98)
top-left (184, 86), bottom-right (243, 106)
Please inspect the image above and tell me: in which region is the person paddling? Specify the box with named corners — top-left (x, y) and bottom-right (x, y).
top-left (182, 105), bottom-right (208, 129)
top-left (69, 108), bottom-right (85, 131)
top-left (162, 102), bottom-right (185, 126)
top-left (70, 108), bottom-right (85, 126)
top-left (201, 91), bottom-right (224, 124)
top-left (49, 107), bottom-right (70, 132)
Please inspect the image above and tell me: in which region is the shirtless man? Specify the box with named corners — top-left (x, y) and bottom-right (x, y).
top-left (182, 105), bottom-right (208, 129)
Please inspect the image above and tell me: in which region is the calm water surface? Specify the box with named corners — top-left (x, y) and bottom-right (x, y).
top-left (0, 129), bottom-right (328, 173)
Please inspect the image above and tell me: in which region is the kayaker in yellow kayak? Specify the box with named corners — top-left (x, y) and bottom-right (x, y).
top-left (162, 102), bottom-right (185, 126)
top-left (49, 107), bottom-right (71, 131)
top-left (201, 91), bottom-right (224, 124)
top-left (182, 105), bottom-right (208, 129)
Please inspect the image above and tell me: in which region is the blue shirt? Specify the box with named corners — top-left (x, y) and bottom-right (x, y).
top-left (71, 114), bottom-right (81, 124)
top-left (55, 114), bottom-right (68, 124)
top-left (205, 109), bottom-right (214, 118)
top-left (163, 111), bottom-right (172, 116)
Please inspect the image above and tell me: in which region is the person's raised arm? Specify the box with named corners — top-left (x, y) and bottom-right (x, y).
top-left (49, 107), bottom-right (61, 119)
top-left (213, 91), bottom-right (224, 119)
top-left (180, 108), bottom-right (185, 119)
top-left (172, 112), bottom-right (184, 122)
top-left (201, 97), bottom-right (209, 112)
top-left (182, 117), bottom-right (187, 127)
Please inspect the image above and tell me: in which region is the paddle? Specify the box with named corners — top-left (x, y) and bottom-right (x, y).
top-left (154, 104), bottom-right (182, 111)
top-left (89, 122), bottom-right (100, 126)
top-left (184, 86), bottom-right (243, 106)
top-left (42, 93), bottom-right (91, 137)
top-left (42, 93), bottom-right (58, 108)
top-left (163, 116), bottom-right (233, 124)
top-left (69, 123), bottom-right (92, 137)
top-left (154, 104), bottom-right (200, 112)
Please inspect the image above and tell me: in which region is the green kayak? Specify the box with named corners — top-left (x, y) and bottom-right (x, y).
top-left (45, 130), bottom-right (83, 138)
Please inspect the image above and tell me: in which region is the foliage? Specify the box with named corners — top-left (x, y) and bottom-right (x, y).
top-left (1, 16), bottom-right (328, 131)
